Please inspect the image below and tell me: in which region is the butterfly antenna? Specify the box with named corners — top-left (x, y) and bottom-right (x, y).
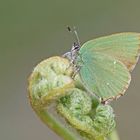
top-left (67, 26), bottom-right (81, 46)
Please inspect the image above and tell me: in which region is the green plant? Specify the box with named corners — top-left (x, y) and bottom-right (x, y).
top-left (28, 56), bottom-right (119, 140)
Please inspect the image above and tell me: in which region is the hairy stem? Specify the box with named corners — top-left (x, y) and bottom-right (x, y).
top-left (35, 109), bottom-right (81, 140)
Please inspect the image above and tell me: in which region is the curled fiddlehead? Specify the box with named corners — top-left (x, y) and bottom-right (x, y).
top-left (28, 56), bottom-right (118, 140)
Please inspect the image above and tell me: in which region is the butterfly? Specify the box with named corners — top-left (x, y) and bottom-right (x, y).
top-left (63, 27), bottom-right (140, 103)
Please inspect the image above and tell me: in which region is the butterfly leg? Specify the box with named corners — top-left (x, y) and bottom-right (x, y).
top-left (101, 98), bottom-right (114, 105)
top-left (62, 50), bottom-right (78, 71)
top-left (72, 65), bottom-right (81, 79)
top-left (62, 43), bottom-right (80, 78)
top-left (62, 51), bottom-right (73, 70)
top-left (62, 51), bottom-right (72, 60)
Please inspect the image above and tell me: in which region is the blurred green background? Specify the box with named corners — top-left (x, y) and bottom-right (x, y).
top-left (1, 0), bottom-right (140, 140)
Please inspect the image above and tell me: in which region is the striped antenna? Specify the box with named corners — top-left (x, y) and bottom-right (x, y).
top-left (67, 26), bottom-right (81, 46)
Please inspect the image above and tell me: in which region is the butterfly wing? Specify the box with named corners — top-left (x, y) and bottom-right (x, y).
top-left (79, 51), bottom-right (131, 101)
top-left (79, 33), bottom-right (140, 101)
top-left (80, 33), bottom-right (140, 71)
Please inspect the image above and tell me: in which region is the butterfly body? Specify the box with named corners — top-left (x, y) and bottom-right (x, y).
top-left (65, 32), bottom-right (140, 102)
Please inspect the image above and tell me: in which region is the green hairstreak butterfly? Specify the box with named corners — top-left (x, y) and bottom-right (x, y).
top-left (63, 27), bottom-right (140, 103)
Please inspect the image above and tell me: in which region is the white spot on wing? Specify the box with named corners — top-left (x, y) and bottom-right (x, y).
top-left (114, 61), bottom-right (117, 64)
top-left (107, 82), bottom-right (110, 86)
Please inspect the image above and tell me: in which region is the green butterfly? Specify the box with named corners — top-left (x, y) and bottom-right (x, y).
top-left (63, 28), bottom-right (140, 103)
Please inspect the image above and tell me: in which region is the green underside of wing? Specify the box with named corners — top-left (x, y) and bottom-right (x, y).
top-left (81, 33), bottom-right (140, 71)
top-left (79, 51), bottom-right (131, 101)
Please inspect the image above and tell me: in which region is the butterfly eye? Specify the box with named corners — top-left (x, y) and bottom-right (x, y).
top-left (73, 46), bottom-right (80, 51)
top-left (72, 43), bottom-right (80, 51)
